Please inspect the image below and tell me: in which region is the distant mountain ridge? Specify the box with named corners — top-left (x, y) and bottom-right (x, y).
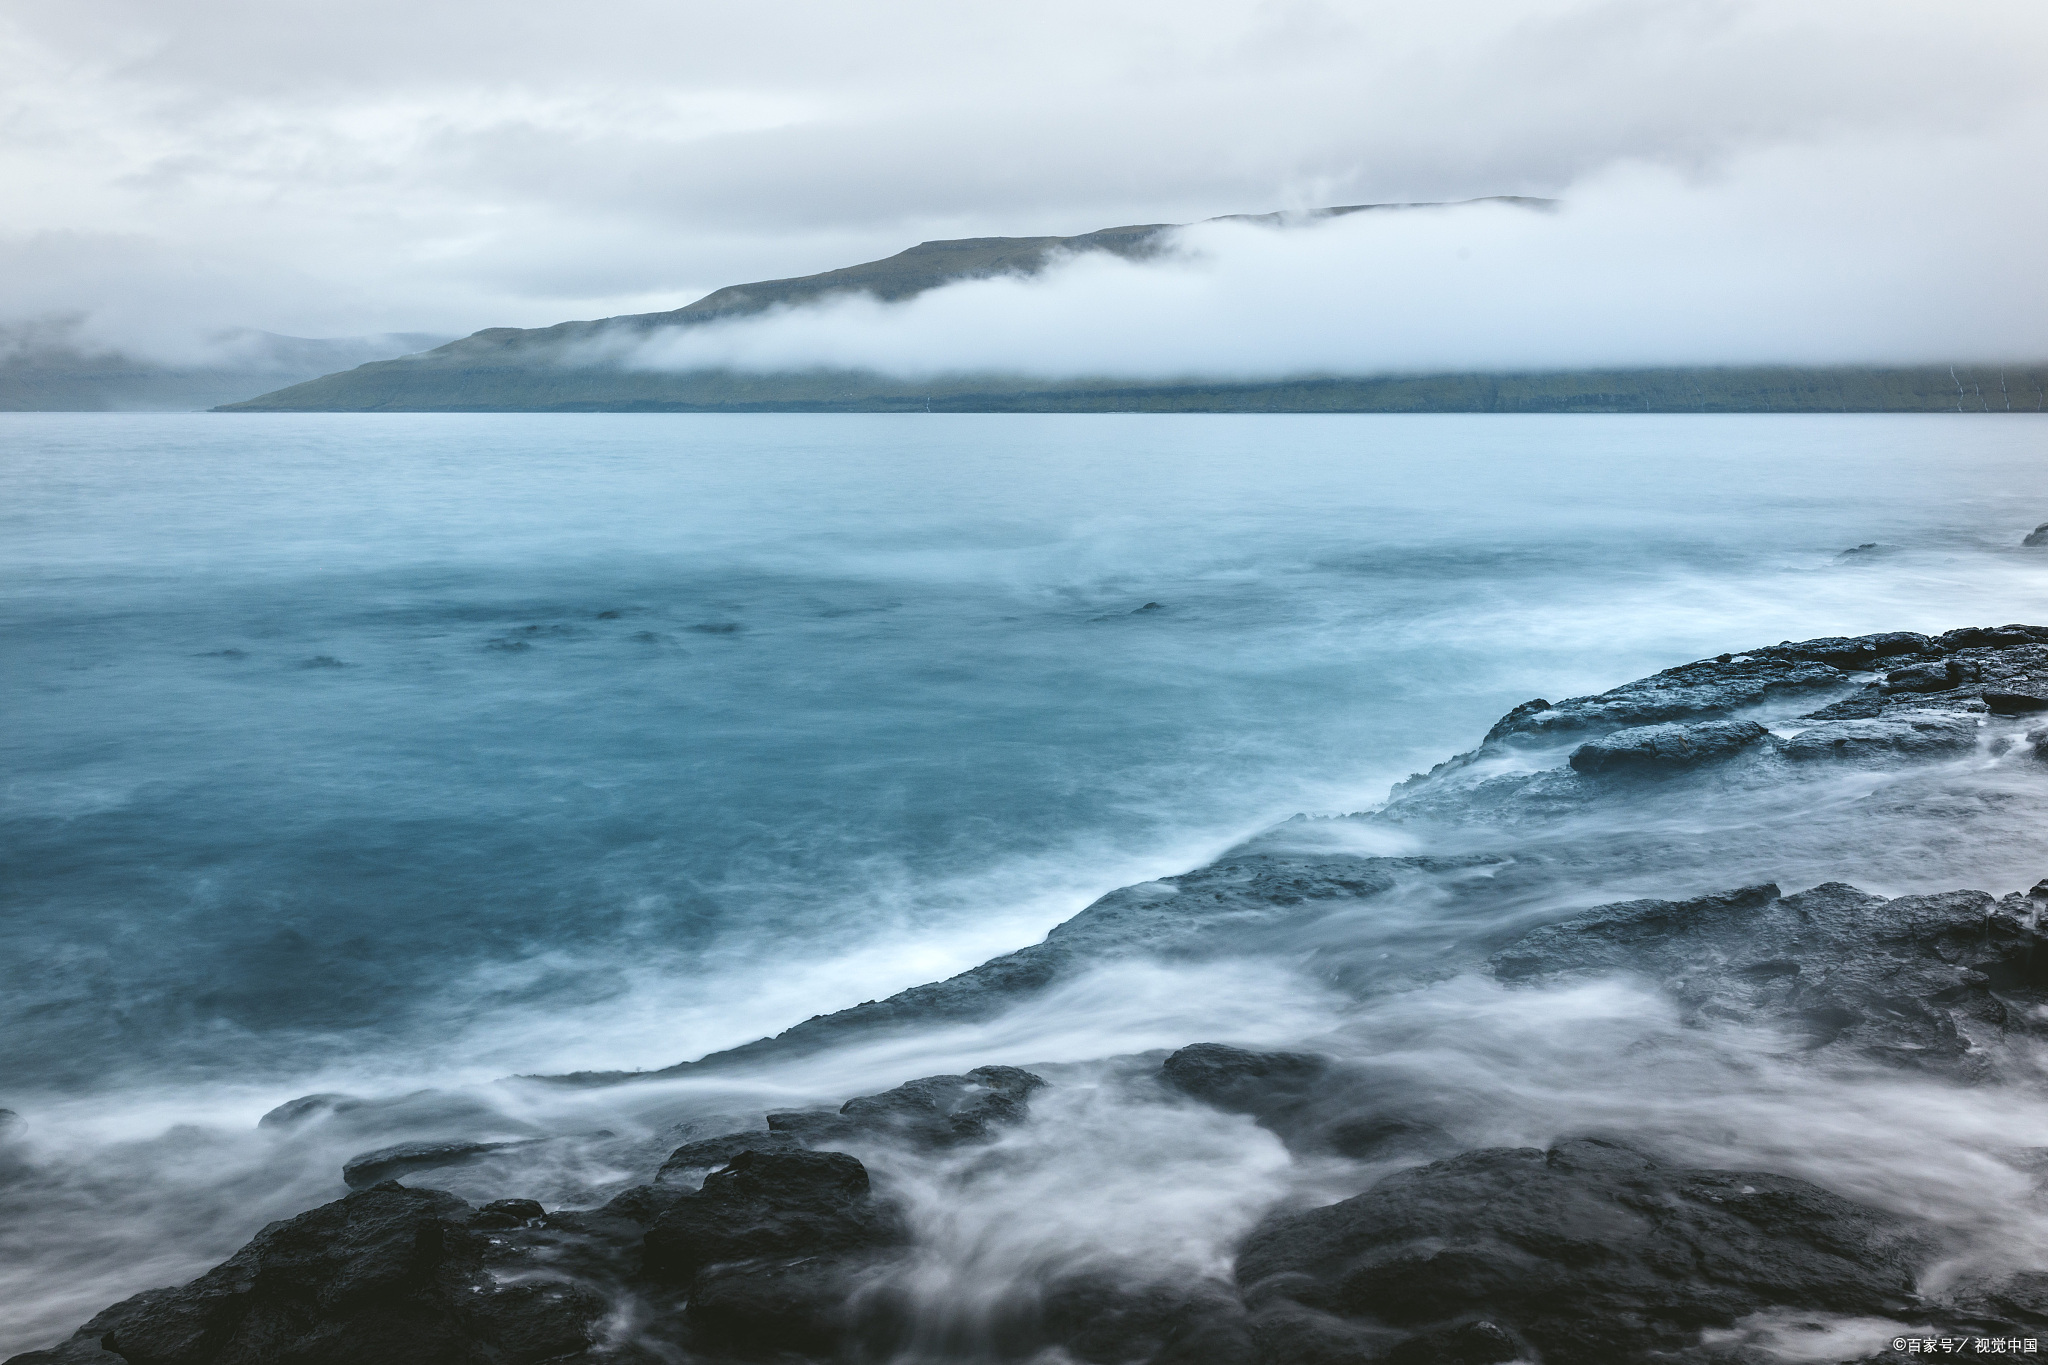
top-left (212, 199), bottom-right (2047, 415)
top-left (2, 325), bottom-right (452, 412)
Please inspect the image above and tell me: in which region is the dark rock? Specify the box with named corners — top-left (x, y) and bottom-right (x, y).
top-left (1037, 1275), bottom-right (1252, 1365)
top-left (2026, 523), bottom-right (2048, 548)
top-left (642, 1148), bottom-right (902, 1285)
top-left (1986, 692), bottom-right (2048, 715)
top-left (766, 1065), bottom-right (1047, 1149)
top-left (38, 1182), bottom-right (604, 1365)
top-left (1780, 712), bottom-right (1978, 763)
top-left (468, 1198), bottom-right (544, 1229)
top-left (1883, 659), bottom-right (1961, 693)
top-left (1380, 1319), bottom-right (1528, 1364)
top-left (1132, 601), bottom-right (1165, 612)
top-left (257, 1093), bottom-right (360, 1129)
top-left (685, 1257), bottom-right (870, 1354)
top-left (1490, 881), bottom-right (2048, 1075)
top-left (1566, 718), bottom-right (1770, 775)
top-left (0, 1108), bottom-right (20, 1139)
top-left (1235, 1137), bottom-right (1942, 1365)
top-left (595, 609), bottom-right (621, 619)
top-left (655, 1128), bottom-right (803, 1183)
top-left (687, 622), bottom-right (742, 634)
top-left (1161, 1044), bottom-right (1453, 1161)
top-left (340, 1137), bottom-right (536, 1189)
top-left (1800, 686), bottom-right (1885, 720)
top-left (2, 1337), bottom-right (126, 1364)
top-left (591, 1183), bottom-right (692, 1225)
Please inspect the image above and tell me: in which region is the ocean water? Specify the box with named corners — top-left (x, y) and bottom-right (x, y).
top-left (4, 411), bottom-right (2048, 1354)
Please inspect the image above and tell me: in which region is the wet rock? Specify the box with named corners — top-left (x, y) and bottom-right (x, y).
top-left (1490, 881), bottom-right (2048, 1076)
top-left (340, 1137), bottom-right (538, 1188)
top-left (655, 1127), bottom-right (803, 1184)
top-left (1800, 686), bottom-right (1885, 720)
top-left (642, 1148), bottom-right (903, 1285)
top-left (767, 1065), bottom-right (1047, 1149)
top-left (1883, 659), bottom-right (1961, 693)
top-left (1567, 718), bottom-right (1770, 775)
top-left (1986, 692), bottom-right (2048, 715)
top-left (1235, 1137), bottom-right (1942, 1365)
top-left (0, 1109), bottom-right (21, 1139)
top-left (2026, 523), bottom-right (2048, 548)
top-left (1161, 1044), bottom-right (1453, 1160)
top-left (1780, 712), bottom-right (1978, 763)
top-left (1380, 1319), bottom-right (1528, 1364)
top-left (257, 1093), bottom-right (360, 1128)
top-left (468, 1197), bottom-right (544, 1229)
top-left (538, 855), bottom-right (1493, 1086)
top-left (24, 1182), bottom-right (605, 1365)
top-left (1036, 1275), bottom-right (1253, 1365)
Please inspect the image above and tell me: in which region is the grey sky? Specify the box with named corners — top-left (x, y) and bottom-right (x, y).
top-left (3, 0), bottom-right (2042, 358)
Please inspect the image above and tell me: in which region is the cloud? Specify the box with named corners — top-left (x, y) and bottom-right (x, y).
top-left (0, 0), bottom-right (2043, 349)
top-left (606, 129), bottom-right (2048, 377)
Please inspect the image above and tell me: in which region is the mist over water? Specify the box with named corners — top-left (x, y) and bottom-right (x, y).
top-left (5, 411), bottom-right (2048, 1356)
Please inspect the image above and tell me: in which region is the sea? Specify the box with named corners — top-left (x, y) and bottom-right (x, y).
top-left (3, 411), bottom-right (2047, 1354)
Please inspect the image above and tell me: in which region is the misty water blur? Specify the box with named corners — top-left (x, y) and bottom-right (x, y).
top-left (4, 411), bottom-right (2048, 1355)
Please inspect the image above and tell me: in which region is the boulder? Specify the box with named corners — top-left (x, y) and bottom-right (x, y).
top-left (1566, 719), bottom-right (1770, 775)
top-left (1235, 1137), bottom-right (1942, 1365)
top-left (654, 1128), bottom-right (803, 1184)
top-left (642, 1148), bottom-right (902, 1284)
top-left (1882, 659), bottom-right (1961, 693)
top-left (20, 1183), bottom-right (605, 1365)
top-left (765, 1065), bottom-right (1046, 1149)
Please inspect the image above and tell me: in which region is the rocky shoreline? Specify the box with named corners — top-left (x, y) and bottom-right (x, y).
top-left (15, 625), bottom-right (2048, 1365)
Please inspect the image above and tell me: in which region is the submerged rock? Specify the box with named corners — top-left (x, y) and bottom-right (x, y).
top-left (1235, 1137), bottom-right (1943, 1365)
top-left (1160, 1043), bottom-right (1452, 1160)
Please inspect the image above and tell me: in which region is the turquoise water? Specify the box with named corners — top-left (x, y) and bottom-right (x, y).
top-left (4, 411), bottom-right (2048, 1351)
top-left (5, 412), bottom-right (2047, 1094)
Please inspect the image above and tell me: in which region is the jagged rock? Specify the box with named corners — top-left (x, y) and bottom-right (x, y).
top-left (17, 1183), bottom-right (605, 1365)
top-left (1490, 881), bottom-right (2048, 1075)
top-left (1779, 713), bottom-right (1979, 762)
top-left (643, 1149), bottom-right (902, 1284)
top-left (1235, 1137), bottom-right (1942, 1365)
top-left (1567, 718), bottom-right (1770, 775)
top-left (766, 1065), bottom-right (1046, 1148)
top-left (1160, 1044), bottom-right (1452, 1160)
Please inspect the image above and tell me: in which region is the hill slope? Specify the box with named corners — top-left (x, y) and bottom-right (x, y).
top-left (216, 201), bottom-right (2045, 414)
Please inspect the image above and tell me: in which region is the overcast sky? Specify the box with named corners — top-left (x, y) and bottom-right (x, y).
top-left (3, 0), bottom-right (2043, 361)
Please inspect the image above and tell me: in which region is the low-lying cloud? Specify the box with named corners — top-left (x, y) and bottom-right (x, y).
top-left (610, 132), bottom-right (2048, 379)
